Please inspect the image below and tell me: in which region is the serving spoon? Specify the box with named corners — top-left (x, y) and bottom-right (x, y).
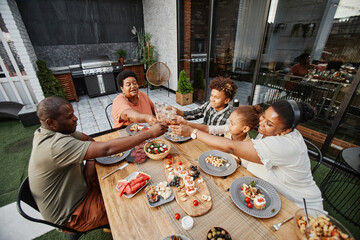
top-left (303, 198), bottom-right (313, 238)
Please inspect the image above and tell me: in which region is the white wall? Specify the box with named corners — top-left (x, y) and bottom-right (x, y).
top-left (143, 0), bottom-right (178, 91)
top-left (1, 0), bottom-right (43, 104)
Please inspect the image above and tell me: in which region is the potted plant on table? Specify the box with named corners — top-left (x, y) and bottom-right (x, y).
top-left (176, 70), bottom-right (193, 106)
top-left (116, 48), bottom-right (127, 64)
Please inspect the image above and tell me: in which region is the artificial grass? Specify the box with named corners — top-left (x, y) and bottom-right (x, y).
top-left (0, 118), bottom-right (39, 207)
top-left (35, 229), bottom-right (113, 240)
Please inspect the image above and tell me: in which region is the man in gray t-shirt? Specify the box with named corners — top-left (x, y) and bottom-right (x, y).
top-left (28, 97), bottom-right (167, 231)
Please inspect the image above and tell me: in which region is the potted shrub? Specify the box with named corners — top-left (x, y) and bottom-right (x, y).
top-left (36, 60), bottom-right (65, 98)
top-left (134, 29), bottom-right (157, 69)
top-left (192, 66), bottom-right (205, 101)
top-left (176, 70), bottom-right (193, 106)
top-left (116, 48), bottom-right (127, 64)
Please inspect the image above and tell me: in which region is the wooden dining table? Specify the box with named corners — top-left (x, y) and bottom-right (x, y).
top-left (94, 129), bottom-right (300, 240)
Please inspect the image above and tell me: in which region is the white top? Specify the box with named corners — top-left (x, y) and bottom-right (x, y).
top-left (247, 129), bottom-right (324, 211)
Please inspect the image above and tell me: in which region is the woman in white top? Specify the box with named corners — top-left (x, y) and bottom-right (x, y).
top-left (170, 100), bottom-right (323, 210)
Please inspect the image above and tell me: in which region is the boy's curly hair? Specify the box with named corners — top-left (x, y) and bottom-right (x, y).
top-left (209, 76), bottom-right (238, 100)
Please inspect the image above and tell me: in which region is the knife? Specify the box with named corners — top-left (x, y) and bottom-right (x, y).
top-left (101, 162), bottom-right (129, 180)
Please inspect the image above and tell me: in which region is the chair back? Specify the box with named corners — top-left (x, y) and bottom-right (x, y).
top-left (105, 103), bottom-right (113, 128)
top-left (16, 177), bottom-right (83, 233)
top-left (304, 139), bottom-right (323, 173)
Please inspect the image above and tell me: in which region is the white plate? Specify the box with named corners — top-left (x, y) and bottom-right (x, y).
top-left (230, 176), bottom-right (281, 218)
top-left (145, 182), bottom-right (175, 207)
top-left (125, 123), bottom-right (150, 135)
top-left (198, 150), bottom-right (237, 177)
top-left (115, 171), bottom-right (150, 198)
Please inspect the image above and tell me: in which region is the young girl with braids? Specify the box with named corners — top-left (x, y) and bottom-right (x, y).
top-left (170, 100), bottom-right (324, 210)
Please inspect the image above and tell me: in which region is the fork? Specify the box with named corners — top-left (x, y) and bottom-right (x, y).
top-left (270, 216), bottom-right (294, 231)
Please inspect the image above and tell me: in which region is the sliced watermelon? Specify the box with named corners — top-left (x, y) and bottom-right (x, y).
top-left (129, 179), bottom-right (147, 194)
top-left (117, 180), bottom-right (129, 197)
top-left (124, 183), bottom-right (132, 195)
top-left (137, 172), bottom-right (150, 181)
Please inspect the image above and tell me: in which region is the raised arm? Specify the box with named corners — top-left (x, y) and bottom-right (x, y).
top-left (84, 123), bottom-right (167, 160)
top-left (121, 109), bottom-right (157, 125)
top-left (170, 125), bottom-right (261, 164)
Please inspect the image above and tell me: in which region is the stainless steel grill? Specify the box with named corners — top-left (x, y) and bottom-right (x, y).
top-left (81, 55), bottom-right (113, 76)
top-left (79, 55), bottom-right (118, 97)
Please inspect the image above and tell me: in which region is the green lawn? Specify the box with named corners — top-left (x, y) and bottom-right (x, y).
top-left (1, 119), bottom-right (358, 239)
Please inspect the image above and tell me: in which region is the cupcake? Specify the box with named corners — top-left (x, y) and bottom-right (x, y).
top-left (254, 196), bottom-right (266, 209)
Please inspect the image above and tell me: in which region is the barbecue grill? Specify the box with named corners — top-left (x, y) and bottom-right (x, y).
top-left (78, 55), bottom-right (120, 97)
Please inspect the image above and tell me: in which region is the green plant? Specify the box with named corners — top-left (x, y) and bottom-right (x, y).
top-left (192, 66), bottom-right (205, 90)
top-left (116, 48), bottom-right (127, 58)
top-left (177, 70), bottom-right (193, 94)
top-left (36, 60), bottom-right (65, 98)
top-left (134, 29), bottom-right (157, 69)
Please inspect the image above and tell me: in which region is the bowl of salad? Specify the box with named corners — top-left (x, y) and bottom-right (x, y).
top-left (144, 139), bottom-right (171, 160)
top-left (294, 208), bottom-right (354, 240)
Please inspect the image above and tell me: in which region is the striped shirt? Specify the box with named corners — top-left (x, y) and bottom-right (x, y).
top-left (183, 101), bottom-right (231, 126)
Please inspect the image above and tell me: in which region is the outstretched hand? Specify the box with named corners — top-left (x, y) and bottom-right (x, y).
top-left (148, 123), bottom-right (169, 138)
top-left (146, 115), bottom-right (158, 126)
top-left (169, 124), bottom-right (193, 137)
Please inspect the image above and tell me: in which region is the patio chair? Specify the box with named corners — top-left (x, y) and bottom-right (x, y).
top-left (105, 103), bottom-right (113, 128)
top-left (304, 139), bottom-right (323, 173)
top-left (320, 148), bottom-right (360, 227)
top-left (17, 177), bottom-right (109, 240)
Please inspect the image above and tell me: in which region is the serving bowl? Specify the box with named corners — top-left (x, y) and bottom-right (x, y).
top-left (206, 227), bottom-right (231, 240)
top-left (144, 139), bottom-right (171, 160)
top-left (294, 208), bottom-right (354, 240)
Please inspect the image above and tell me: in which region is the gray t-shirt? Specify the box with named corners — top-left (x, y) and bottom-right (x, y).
top-left (28, 127), bottom-right (91, 225)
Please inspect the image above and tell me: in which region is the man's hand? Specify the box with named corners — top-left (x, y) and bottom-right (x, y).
top-left (148, 123), bottom-right (168, 138)
top-left (169, 125), bottom-right (193, 137)
top-left (146, 115), bottom-right (158, 126)
top-left (83, 160), bottom-right (98, 188)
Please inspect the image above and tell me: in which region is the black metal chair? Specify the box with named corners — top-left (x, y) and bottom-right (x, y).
top-left (320, 148), bottom-right (360, 227)
top-left (304, 139), bottom-right (323, 173)
top-left (17, 177), bottom-right (109, 240)
top-left (105, 103), bottom-right (113, 128)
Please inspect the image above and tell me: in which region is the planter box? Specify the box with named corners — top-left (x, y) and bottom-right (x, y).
top-left (176, 92), bottom-right (193, 106)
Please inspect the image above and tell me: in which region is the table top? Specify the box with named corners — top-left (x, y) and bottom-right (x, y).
top-left (94, 130), bottom-right (300, 240)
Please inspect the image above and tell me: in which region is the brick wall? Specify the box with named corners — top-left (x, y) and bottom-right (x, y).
top-left (184, 0), bottom-right (191, 77)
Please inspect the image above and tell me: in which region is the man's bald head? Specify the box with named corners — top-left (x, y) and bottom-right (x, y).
top-left (37, 97), bottom-right (70, 122)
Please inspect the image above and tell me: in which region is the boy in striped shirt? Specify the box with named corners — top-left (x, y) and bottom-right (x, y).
top-left (173, 76), bottom-right (238, 131)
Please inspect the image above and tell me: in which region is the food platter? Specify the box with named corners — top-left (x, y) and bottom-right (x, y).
top-left (125, 123), bottom-right (150, 135)
top-left (164, 154), bottom-right (212, 217)
top-left (144, 182), bottom-right (175, 207)
top-left (229, 176), bottom-right (281, 218)
top-left (96, 148), bottom-right (133, 165)
top-left (164, 131), bottom-right (191, 143)
top-left (115, 171), bottom-right (150, 198)
top-left (198, 150), bottom-right (237, 177)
